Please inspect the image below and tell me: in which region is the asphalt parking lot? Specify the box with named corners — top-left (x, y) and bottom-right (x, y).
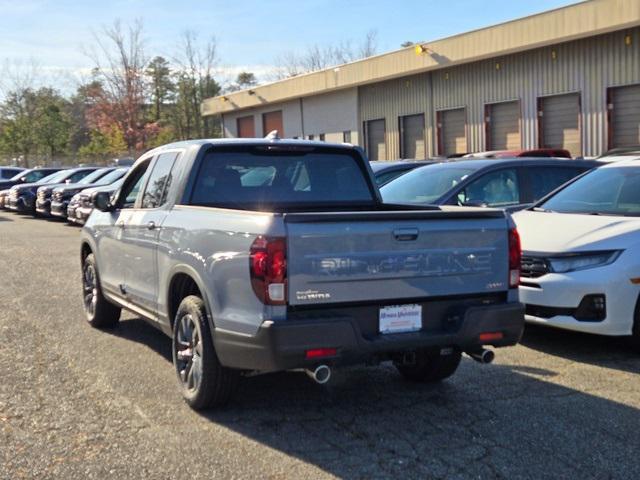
top-left (1, 211), bottom-right (639, 479)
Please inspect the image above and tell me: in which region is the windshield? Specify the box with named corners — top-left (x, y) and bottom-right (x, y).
top-left (97, 168), bottom-right (128, 184)
top-left (541, 166), bottom-right (640, 216)
top-left (380, 164), bottom-right (475, 204)
top-left (190, 147), bottom-right (375, 210)
top-left (78, 168), bottom-right (109, 185)
top-left (40, 171), bottom-right (69, 184)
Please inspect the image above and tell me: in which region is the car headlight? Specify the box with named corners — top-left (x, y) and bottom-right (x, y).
top-left (548, 251), bottom-right (622, 273)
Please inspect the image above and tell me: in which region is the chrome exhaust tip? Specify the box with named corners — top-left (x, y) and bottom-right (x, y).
top-left (306, 365), bottom-right (331, 384)
top-left (466, 348), bottom-right (495, 364)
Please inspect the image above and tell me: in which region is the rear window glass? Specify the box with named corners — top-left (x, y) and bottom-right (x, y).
top-left (189, 147), bottom-right (375, 210)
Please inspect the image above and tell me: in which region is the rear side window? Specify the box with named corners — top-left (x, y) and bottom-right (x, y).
top-left (189, 147), bottom-right (375, 210)
top-left (528, 167), bottom-right (586, 202)
top-left (141, 152), bottom-right (179, 208)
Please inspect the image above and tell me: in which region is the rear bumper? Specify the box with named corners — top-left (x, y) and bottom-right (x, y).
top-left (214, 302), bottom-right (524, 372)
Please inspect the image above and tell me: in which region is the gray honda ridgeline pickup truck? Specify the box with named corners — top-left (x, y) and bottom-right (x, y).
top-left (80, 137), bottom-right (524, 410)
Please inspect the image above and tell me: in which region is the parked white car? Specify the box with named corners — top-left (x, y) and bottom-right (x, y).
top-left (513, 160), bottom-right (640, 347)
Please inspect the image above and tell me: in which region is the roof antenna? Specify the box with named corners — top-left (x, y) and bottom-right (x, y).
top-left (265, 130), bottom-right (280, 140)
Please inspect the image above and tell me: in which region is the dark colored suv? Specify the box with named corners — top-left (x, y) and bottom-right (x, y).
top-left (381, 158), bottom-right (602, 211)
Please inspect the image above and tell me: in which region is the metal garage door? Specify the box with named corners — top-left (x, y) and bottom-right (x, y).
top-left (438, 108), bottom-right (467, 156)
top-left (539, 94), bottom-right (581, 156)
top-left (609, 84), bottom-right (640, 148)
top-left (365, 119), bottom-right (386, 161)
top-left (487, 101), bottom-right (520, 150)
top-left (400, 114), bottom-right (426, 159)
top-left (236, 115), bottom-right (255, 138)
top-left (262, 110), bottom-right (284, 137)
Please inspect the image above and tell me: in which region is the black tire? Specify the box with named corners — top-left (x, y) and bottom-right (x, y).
top-left (396, 349), bottom-right (462, 383)
top-left (172, 295), bottom-right (239, 410)
top-left (82, 253), bottom-right (121, 328)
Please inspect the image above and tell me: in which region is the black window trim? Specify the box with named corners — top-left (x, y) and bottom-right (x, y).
top-left (139, 150), bottom-right (181, 210)
top-left (114, 156), bottom-right (155, 210)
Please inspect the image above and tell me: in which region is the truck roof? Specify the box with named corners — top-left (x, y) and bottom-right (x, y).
top-left (145, 138), bottom-right (358, 155)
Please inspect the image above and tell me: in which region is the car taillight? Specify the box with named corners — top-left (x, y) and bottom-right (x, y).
top-left (250, 236), bottom-right (287, 305)
top-left (509, 228), bottom-right (521, 288)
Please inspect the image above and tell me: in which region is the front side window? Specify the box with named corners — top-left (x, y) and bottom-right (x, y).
top-left (117, 160), bottom-right (152, 209)
top-left (459, 168), bottom-right (520, 207)
top-left (141, 153), bottom-right (179, 209)
top-left (190, 147), bottom-right (375, 210)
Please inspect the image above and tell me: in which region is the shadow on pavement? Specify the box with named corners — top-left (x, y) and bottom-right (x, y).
top-left (521, 324), bottom-right (640, 375)
top-left (110, 317), bottom-right (640, 478)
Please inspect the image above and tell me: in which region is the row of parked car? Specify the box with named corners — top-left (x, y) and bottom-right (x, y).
top-left (0, 164), bottom-right (129, 224)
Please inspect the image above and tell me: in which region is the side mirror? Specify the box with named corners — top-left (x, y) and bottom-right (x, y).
top-left (93, 191), bottom-right (113, 212)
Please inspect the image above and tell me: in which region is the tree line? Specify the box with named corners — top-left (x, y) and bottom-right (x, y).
top-left (0, 21), bottom-right (380, 167)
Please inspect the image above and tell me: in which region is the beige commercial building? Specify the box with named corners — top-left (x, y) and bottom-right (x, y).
top-left (202, 0), bottom-right (640, 159)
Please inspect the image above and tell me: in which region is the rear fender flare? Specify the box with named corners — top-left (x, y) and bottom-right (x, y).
top-left (166, 264), bottom-right (216, 335)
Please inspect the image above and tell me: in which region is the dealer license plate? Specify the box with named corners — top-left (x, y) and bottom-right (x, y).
top-left (379, 304), bottom-right (422, 334)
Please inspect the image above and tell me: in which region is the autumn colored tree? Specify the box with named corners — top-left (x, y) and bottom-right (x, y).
top-left (86, 19), bottom-right (149, 153)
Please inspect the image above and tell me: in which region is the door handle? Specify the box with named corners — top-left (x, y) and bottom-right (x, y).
top-left (393, 228), bottom-right (419, 241)
top-left (147, 221), bottom-right (157, 230)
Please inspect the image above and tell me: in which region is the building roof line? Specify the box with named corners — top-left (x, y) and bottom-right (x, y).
top-left (203, 0), bottom-right (640, 116)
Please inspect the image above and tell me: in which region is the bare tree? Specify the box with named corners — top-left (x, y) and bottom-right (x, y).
top-left (270, 29), bottom-right (379, 80)
top-left (85, 19), bottom-right (148, 152)
top-left (170, 30), bottom-right (221, 139)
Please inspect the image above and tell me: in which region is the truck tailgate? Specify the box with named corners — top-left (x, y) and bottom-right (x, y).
top-left (285, 210), bottom-right (510, 306)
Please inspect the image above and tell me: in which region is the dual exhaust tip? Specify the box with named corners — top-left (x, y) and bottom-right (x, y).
top-left (304, 349), bottom-right (494, 384)
top-left (305, 364), bottom-right (331, 384)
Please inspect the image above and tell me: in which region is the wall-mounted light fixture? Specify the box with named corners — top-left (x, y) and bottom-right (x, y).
top-left (551, 50), bottom-right (557, 60)
top-left (247, 90), bottom-right (256, 96)
top-left (625, 34), bottom-right (632, 46)
top-left (221, 96), bottom-right (229, 102)
top-left (495, 62), bottom-right (501, 70)
top-left (414, 44), bottom-right (433, 56)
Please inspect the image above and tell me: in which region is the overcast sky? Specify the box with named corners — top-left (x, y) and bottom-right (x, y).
top-left (0, 0), bottom-right (578, 91)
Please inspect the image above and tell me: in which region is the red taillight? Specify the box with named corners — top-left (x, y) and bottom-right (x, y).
top-left (250, 236), bottom-right (287, 305)
top-left (479, 332), bottom-right (504, 342)
top-left (509, 228), bottom-right (521, 288)
top-left (305, 348), bottom-right (337, 359)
